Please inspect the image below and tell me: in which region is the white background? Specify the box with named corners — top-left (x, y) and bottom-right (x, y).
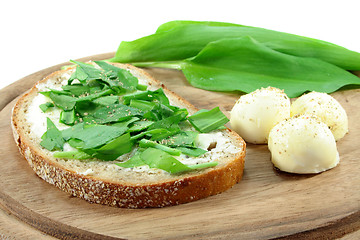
top-left (1, 0), bottom-right (360, 90)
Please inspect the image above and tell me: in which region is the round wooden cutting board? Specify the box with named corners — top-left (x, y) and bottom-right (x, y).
top-left (0, 53), bottom-right (359, 240)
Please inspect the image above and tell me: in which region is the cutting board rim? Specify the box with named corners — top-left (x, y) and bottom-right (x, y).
top-left (0, 53), bottom-right (359, 240)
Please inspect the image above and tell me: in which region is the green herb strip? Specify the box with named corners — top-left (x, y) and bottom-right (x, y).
top-left (61, 84), bottom-right (90, 96)
top-left (64, 125), bottom-right (127, 150)
top-left (175, 147), bottom-right (207, 157)
top-left (49, 93), bottom-right (77, 111)
top-left (40, 118), bottom-right (65, 151)
top-left (91, 133), bottom-right (133, 161)
top-left (53, 150), bottom-right (92, 160)
top-left (89, 104), bottom-right (143, 124)
top-left (39, 102), bottom-right (54, 113)
top-left (160, 131), bottom-right (198, 147)
top-left (139, 139), bottom-right (181, 156)
top-left (140, 148), bottom-right (217, 174)
top-left (116, 152), bottom-right (146, 168)
top-left (68, 60), bottom-right (103, 84)
top-left (188, 107), bottom-right (229, 133)
top-left (40, 61), bottom-right (227, 173)
top-left (60, 109), bottom-right (75, 125)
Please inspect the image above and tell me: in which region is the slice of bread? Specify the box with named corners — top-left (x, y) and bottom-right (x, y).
top-left (11, 62), bottom-right (246, 208)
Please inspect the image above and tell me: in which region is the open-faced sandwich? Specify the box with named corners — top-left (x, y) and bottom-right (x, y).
top-left (11, 61), bottom-right (245, 208)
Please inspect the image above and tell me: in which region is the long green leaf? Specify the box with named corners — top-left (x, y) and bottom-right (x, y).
top-left (155, 20), bottom-right (244, 33)
top-left (179, 37), bottom-right (360, 97)
top-left (111, 21), bottom-right (360, 70)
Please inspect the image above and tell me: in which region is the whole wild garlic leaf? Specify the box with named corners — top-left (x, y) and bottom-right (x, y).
top-left (155, 20), bottom-right (245, 33)
top-left (180, 37), bottom-right (360, 98)
top-left (110, 20), bottom-right (360, 97)
top-left (111, 20), bottom-right (360, 70)
top-left (131, 37), bottom-right (360, 98)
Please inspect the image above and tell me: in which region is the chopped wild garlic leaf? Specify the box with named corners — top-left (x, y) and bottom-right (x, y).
top-left (40, 61), bottom-right (224, 173)
top-left (39, 102), bottom-right (54, 113)
top-left (188, 107), bottom-right (229, 133)
top-left (40, 118), bottom-right (65, 151)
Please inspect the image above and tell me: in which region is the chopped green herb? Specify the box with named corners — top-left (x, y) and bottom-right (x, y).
top-left (176, 147), bottom-right (207, 157)
top-left (62, 84), bottom-right (90, 96)
top-left (127, 120), bottom-right (154, 132)
top-left (68, 60), bottom-right (102, 84)
top-left (116, 152), bottom-right (146, 168)
top-left (129, 99), bottom-right (156, 111)
top-left (161, 131), bottom-right (198, 147)
top-left (40, 118), bottom-right (65, 151)
top-left (122, 88), bottom-right (170, 106)
top-left (91, 103), bottom-right (143, 124)
top-left (95, 60), bottom-right (139, 92)
top-left (149, 125), bottom-right (181, 141)
top-left (140, 148), bottom-right (217, 174)
top-left (93, 95), bottom-right (119, 105)
top-left (139, 139), bottom-right (181, 156)
top-left (68, 138), bottom-right (85, 149)
top-left (40, 61), bottom-right (223, 173)
top-left (112, 117), bottom-right (140, 128)
top-left (188, 107), bottom-right (229, 133)
top-left (53, 150), bottom-right (92, 160)
top-left (91, 133), bottom-right (133, 161)
top-left (186, 162), bottom-right (219, 170)
top-left (61, 123), bottom-right (85, 141)
top-left (49, 92), bottom-right (77, 111)
top-left (148, 110), bottom-right (188, 131)
top-left (64, 125), bottom-right (127, 150)
top-left (39, 102), bottom-right (54, 112)
top-left (77, 88), bottom-right (114, 102)
top-left (141, 148), bottom-right (189, 174)
top-left (130, 128), bottom-right (170, 141)
top-left (60, 109), bottom-right (76, 125)
top-left (136, 84), bottom-right (148, 91)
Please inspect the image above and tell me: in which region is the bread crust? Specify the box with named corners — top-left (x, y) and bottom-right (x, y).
top-left (11, 63), bottom-right (246, 208)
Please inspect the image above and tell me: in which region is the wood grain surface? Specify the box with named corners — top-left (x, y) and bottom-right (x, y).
top-left (0, 53), bottom-right (359, 239)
